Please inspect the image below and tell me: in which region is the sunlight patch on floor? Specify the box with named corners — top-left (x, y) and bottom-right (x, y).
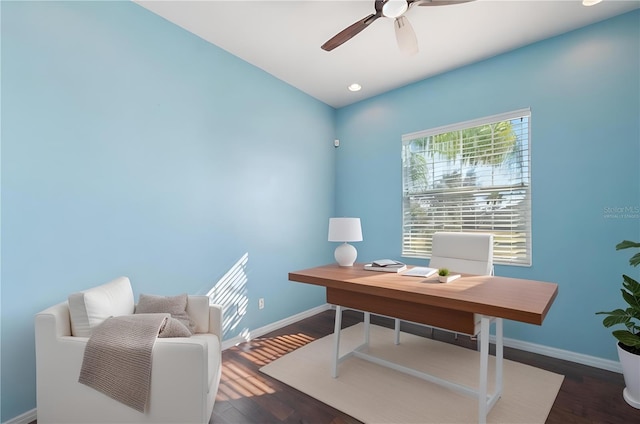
top-left (216, 332), bottom-right (316, 400)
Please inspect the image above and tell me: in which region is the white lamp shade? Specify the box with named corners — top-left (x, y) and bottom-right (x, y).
top-left (328, 218), bottom-right (363, 242)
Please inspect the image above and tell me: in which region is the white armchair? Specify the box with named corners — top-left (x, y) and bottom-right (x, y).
top-left (35, 277), bottom-right (223, 424)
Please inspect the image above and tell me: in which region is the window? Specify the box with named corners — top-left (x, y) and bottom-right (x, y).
top-left (401, 109), bottom-right (531, 266)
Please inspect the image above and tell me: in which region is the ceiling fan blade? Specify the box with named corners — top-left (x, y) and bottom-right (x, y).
top-left (411, 0), bottom-right (475, 6)
top-left (394, 16), bottom-right (418, 55)
top-left (321, 13), bottom-right (381, 51)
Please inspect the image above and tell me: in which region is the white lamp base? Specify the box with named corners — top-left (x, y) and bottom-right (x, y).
top-left (334, 242), bottom-right (357, 267)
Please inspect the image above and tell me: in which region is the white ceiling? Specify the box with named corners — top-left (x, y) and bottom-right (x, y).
top-left (134, 0), bottom-right (639, 108)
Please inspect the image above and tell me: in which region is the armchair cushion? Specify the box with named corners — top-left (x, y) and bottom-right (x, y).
top-left (185, 295), bottom-right (211, 333)
top-left (135, 293), bottom-right (196, 333)
top-left (68, 277), bottom-right (135, 337)
top-left (159, 316), bottom-right (192, 338)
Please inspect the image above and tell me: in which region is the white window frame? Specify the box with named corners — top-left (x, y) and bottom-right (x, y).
top-left (401, 108), bottom-right (532, 266)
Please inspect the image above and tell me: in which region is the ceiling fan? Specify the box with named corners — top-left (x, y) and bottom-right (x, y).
top-left (321, 0), bottom-right (474, 55)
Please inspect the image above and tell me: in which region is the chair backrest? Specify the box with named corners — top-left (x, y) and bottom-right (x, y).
top-left (428, 232), bottom-right (494, 275)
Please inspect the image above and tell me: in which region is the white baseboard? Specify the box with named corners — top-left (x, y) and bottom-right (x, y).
top-left (221, 303), bottom-right (331, 350)
top-left (3, 408), bottom-right (36, 424)
top-left (490, 334), bottom-right (622, 373)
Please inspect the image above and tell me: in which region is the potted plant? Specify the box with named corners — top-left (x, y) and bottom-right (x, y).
top-left (438, 268), bottom-right (459, 283)
top-left (437, 268), bottom-right (449, 283)
top-left (596, 240), bottom-right (640, 409)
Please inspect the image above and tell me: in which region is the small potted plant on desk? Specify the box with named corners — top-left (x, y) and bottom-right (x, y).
top-left (438, 268), bottom-right (460, 283)
top-left (596, 240), bottom-right (640, 409)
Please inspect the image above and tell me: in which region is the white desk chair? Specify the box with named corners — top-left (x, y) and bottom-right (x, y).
top-left (394, 232), bottom-right (494, 344)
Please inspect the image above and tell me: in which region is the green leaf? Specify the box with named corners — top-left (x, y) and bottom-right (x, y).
top-left (623, 275), bottom-right (640, 296)
top-left (616, 240), bottom-right (640, 267)
top-left (596, 308), bottom-right (626, 316)
top-left (612, 330), bottom-right (640, 347)
top-left (616, 240), bottom-right (640, 250)
top-left (625, 320), bottom-right (637, 332)
top-left (597, 309), bottom-right (631, 327)
top-left (621, 289), bottom-right (640, 310)
top-left (631, 310), bottom-right (640, 322)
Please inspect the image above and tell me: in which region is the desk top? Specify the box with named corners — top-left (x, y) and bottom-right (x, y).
top-left (289, 263), bottom-right (558, 326)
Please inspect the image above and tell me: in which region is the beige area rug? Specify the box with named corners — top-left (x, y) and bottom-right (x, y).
top-left (260, 323), bottom-right (563, 423)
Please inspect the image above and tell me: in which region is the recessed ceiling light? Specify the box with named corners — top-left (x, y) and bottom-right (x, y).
top-left (348, 83), bottom-right (362, 92)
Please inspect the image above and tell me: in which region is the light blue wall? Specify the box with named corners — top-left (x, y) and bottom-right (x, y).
top-left (1, 1), bottom-right (334, 420)
top-left (335, 11), bottom-right (639, 361)
top-left (2, 1), bottom-right (639, 421)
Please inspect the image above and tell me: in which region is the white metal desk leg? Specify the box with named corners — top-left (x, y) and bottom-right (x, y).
top-left (495, 318), bottom-right (504, 396)
top-left (478, 316), bottom-right (490, 424)
top-left (394, 319), bottom-right (401, 345)
top-left (332, 306), bottom-right (343, 378)
top-left (363, 311), bottom-right (371, 345)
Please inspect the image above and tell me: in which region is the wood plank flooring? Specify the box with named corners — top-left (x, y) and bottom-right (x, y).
top-left (211, 309), bottom-right (640, 424)
top-left (28, 308), bottom-right (640, 423)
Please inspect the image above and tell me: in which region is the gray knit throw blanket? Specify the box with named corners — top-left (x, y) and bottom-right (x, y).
top-left (78, 313), bottom-right (169, 413)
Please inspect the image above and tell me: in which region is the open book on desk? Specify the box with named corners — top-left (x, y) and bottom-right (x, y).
top-left (364, 259), bottom-right (407, 273)
top-left (402, 266), bottom-right (439, 277)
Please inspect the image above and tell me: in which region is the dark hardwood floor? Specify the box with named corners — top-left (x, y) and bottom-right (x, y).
top-left (27, 309), bottom-right (640, 423)
top-left (211, 309), bottom-right (640, 424)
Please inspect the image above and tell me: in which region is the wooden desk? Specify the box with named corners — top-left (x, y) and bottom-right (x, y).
top-left (289, 264), bottom-right (558, 423)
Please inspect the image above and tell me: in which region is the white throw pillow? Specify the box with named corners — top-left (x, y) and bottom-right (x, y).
top-left (186, 295), bottom-right (210, 334)
top-left (68, 276), bottom-right (135, 337)
top-left (135, 293), bottom-right (196, 334)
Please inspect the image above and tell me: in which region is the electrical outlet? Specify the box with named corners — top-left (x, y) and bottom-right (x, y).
top-left (258, 298), bottom-right (264, 309)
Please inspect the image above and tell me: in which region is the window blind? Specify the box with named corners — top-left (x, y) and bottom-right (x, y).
top-left (401, 109), bottom-right (531, 266)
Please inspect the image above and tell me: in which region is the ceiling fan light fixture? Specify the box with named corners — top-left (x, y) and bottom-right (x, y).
top-left (321, 0), bottom-right (475, 53)
top-left (582, 0), bottom-right (603, 5)
top-left (382, 0), bottom-right (408, 18)
top-left (348, 83), bottom-right (362, 92)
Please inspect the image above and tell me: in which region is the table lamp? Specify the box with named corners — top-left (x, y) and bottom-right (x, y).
top-left (328, 217), bottom-right (363, 267)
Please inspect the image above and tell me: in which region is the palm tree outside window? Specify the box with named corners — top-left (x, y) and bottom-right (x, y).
top-left (401, 109), bottom-right (531, 266)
